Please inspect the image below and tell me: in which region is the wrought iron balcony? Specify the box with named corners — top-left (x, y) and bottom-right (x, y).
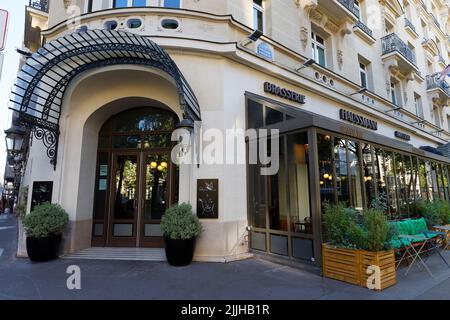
top-left (404, 18), bottom-right (416, 33)
top-left (427, 75), bottom-right (450, 98)
top-left (29, 0), bottom-right (48, 13)
top-left (355, 20), bottom-right (373, 38)
top-left (337, 0), bottom-right (360, 17)
top-left (381, 33), bottom-right (417, 66)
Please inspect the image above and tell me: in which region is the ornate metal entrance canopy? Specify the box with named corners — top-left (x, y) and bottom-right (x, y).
top-left (9, 29), bottom-right (201, 169)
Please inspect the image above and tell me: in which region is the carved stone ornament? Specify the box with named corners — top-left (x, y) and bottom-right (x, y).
top-left (337, 50), bottom-right (344, 69)
top-left (63, 0), bottom-right (73, 9)
top-left (296, 0), bottom-right (318, 12)
top-left (309, 9), bottom-right (323, 24)
top-left (325, 19), bottom-right (339, 33)
top-left (300, 27), bottom-right (309, 49)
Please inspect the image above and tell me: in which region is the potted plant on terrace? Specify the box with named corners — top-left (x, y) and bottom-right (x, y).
top-left (322, 203), bottom-right (396, 291)
top-left (23, 202), bottom-right (69, 262)
top-left (160, 203), bottom-right (203, 266)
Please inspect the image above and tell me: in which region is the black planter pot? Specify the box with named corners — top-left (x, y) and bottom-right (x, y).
top-left (164, 236), bottom-right (196, 266)
top-left (26, 234), bottom-right (62, 262)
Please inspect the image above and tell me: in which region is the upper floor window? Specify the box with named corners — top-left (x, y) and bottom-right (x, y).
top-left (414, 93), bottom-right (423, 118)
top-left (114, 0), bottom-right (147, 8)
top-left (253, 0), bottom-right (264, 32)
top-left (311, 32), bottom-right (326, 67)
top-left (359, 62), bottom-right (368, 88)
top-left (390, 82), bottom-right (398, 105)
top-left (161, 0), bottom-right (181, 8)
top-left (87, 0), bottom-right (93, 12)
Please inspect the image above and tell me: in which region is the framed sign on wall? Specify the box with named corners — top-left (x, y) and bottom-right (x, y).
top-left (196, 179), bottom-right (219, 219)
top-left (31, 181), bottom-right (53, 211)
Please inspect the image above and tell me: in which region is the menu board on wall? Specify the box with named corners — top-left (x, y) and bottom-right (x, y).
top-left (31, 181), bottom-right (53, 211)
top-left (196, 179), bottom-right (219, 219)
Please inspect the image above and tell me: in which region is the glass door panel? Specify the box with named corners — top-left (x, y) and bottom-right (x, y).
top-left (140, 153), bottom-right (170, 247)
top-left (109, 153), bottom-right (139, 246)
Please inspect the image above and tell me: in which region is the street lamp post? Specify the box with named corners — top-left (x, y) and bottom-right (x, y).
top-left (4, 124), bottom-right (26, 155)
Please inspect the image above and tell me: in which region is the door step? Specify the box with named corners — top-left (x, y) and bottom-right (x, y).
top-left (62, 247), bottom-right (166, 261)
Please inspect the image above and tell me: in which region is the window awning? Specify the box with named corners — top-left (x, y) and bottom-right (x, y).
top-left (9, 29), bottom-right (201, 169)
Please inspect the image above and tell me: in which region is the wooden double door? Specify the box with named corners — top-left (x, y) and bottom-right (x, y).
top-left (105, 151), bottom-right (174, 248)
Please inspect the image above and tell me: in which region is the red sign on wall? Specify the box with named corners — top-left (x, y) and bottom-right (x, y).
top-left (0, 9), bottom-right (9, 51)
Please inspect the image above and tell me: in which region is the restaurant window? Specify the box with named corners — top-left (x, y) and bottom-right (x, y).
top-left (437, 164), bottom-right (446, 200)
top-left (248, 163), bottom-right (266, 229)
top-left (288, 132), bottom-right (311, 234)
top-left (425, 161), bottom-right (436, 200)
top-left (311, 31), bottom-right (326, 67)
top-left (253, 0), bottom-right (264, 32)
top-left (318, 134), bottom-right (335, 207)
top-left (268, 137), bottom-right (288, 232)
top-left (374, 147), bottom-right (387, 203)
top-left (395, 153), bottom-right (408, 218)
top-left (362, 144), bottom-right (376, 208)
top-left (384, 151), bottom-right (398, 218)
top-left (411, 156), bottom-right (421, 201)
top-left (334, 138), bottom-right (350, 206)
top-left (418, 159), bottom-right (430, 200)
top-left (348, 140), bottom-right (364, 210)
top-left (442, 164), bottom-right (450, 200)
top-left (247, 100), bottom-right (264, 129)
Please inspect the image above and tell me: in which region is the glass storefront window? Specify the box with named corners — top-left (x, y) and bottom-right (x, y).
top-left (334, 138), bottom-right (350, 206)
top-left (418, 159), bottom-right (429, 200)
top-left (248, 163), bottom-right (266, 229)
top-left (374, 147), bottom-right (387, 204)
top-left (384, 151), bottom-right (398, 218)
top-left (317, 134), bottom-right (335, 207)
top-left (287, 132), bottom-right (311, 234)
top-left (362, 144), bottom-right (376, 208)
top-left (437, 164), bottom-right (446, 200)
top-left (395, 153), bottom-right (408, 218)
top-left (411, 156), bottom-right (420, 201)
top-left (428, 162), bottom-right (439, 200)
top-left (348, 140), bottom-right (363, 210)
top-left (268, 137), bottom-right (288, 231)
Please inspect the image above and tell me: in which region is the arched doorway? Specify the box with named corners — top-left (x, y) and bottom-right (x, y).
top-left (91, 107), bottom-right (179, 248)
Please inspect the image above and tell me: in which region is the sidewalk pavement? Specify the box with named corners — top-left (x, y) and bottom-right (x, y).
top-left (1, 214), bottom-right (450, 300)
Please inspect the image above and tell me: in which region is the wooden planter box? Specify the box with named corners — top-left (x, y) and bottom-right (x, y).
top-left (322, 244), bottom-right (396, 291)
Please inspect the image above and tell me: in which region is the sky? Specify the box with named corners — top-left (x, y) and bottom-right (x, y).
top-left (0, 0), bottom-right (27, 185)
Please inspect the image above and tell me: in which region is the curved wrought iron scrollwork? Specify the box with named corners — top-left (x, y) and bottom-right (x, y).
top-left (32, 127), bottom-right (58, 170)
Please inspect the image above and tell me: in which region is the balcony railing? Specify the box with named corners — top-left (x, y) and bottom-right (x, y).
top-left (29, 0), bottom-right (48, 13)
top-left (381, 33), bottom-right (417, 66)
top-left (337, 0), bottom-right (360, 17)
top-left (404, 18), bottom-right (416, 33)
top-left (427, 75), bottom-right (450, 97)
top-left (355, 20), bottom-right (373, 38)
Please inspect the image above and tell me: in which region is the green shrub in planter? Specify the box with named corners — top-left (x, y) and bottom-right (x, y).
top-left (323, 204), bottom-right (394, 252)
top-left (23, 202), bottom-right (69, 238)
top-left (161, 203), bottom-right (203, 240)
top-left (161, 203), bottom-right (203, 266)
top-left (23, 202), bottom-right (69, 262)
top-left (361, 209), bottom-right (393, 252)
top-left (422, 199), bottom-right (450, 226)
